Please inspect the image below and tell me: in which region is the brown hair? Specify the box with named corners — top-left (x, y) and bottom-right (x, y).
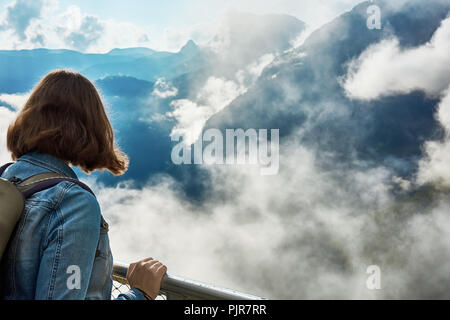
top-left (7, 69), bottom-right (129, 175)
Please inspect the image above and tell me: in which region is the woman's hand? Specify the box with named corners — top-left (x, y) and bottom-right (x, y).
top-left (126, 257), bottom-right (168, 300)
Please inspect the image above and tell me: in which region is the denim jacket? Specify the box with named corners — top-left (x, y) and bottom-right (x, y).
top-left (0, 152), bottom-right (145, 300)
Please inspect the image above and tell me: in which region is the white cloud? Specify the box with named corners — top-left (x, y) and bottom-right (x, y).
top-left (92, 138), bottom-right (450, 299)
top-left (343, 17), bottom-right (450, 100)
top-left (288, 26), bottom-right (313, 49)
top-left (58, 7), bottom-right (104, 52)
top-left (168, 100), bottom-right (211, 145)
top-left (165, 49), bottom-right (276, 146)
top-left (0, 92), bottom-right (28, 163)
top-left (0, 107), bottom-right (17, 163)
top-left (0, 1), bottom-right (154, 53)
top-left (418, 87), bottom-right (450, 186)
top-left (246, 53), bottom-right (274, 77)
top-left (161, 23), bottom-right (217, 53)
top-left (92, 146), bottom-right (382, 299)
top-left (0, 92), bottom-right (29, 110)
top-left (340, 16), bottom-right (450, 189)
top-left (0, 0), bottom-right (217, 53)
top-left (224, 0), bottom-right (362, 30)
top-left (82, 19), bottom-right (156, 53)
top-left (0, 0), bottom-right (44, 40)
top-left (152, 78), bottom-right (178, 99)
top-left (168, 76), bottom-right (247, 145)
top-left (0, 0), bottom-right (369, 53)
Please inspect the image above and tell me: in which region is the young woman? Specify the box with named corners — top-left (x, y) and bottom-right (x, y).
top-left (0, 70), bottom-right (167, 300)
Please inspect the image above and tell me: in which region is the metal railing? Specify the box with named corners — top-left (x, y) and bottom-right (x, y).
top-left (112, 261), bottom-right (266, 300)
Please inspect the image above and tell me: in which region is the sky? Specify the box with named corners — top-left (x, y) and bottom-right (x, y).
top-left (52, 0), bottom-right (363, 27)
top-left (0, 0), bottom-right (363, 52)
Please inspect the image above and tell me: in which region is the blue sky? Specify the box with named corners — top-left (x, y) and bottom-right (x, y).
top-left (58, 0), bottom-right (224, 28)
top-left (0, 0), bottom-right (225, 32)
top-left (43, 0), bottom-right (361, 27)
top-left (0, 0), bottom-right (362, 52)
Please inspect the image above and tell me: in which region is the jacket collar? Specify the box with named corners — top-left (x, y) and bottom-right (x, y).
top-left (18, 152), bottom-right (79, 180)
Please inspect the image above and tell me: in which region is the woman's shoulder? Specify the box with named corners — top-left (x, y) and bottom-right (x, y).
top-left (56, 181), bottom-right (101, 224)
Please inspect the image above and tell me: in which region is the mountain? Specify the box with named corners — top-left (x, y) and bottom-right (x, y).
top-left (95, 76), bottom-right (153, 97)
top-left (0, 49), bottom-right (98, 93)
top-left (0, 48), bottom-right (141, 93)
top-left (0, 12), bottom-right (306, 94)
top-left (179, 40), bottom-right (200, 57)
top-left (0, 41), bottom-right (206, 94)
top-left (84, 40), bottom-right (207, 81)
top-left (203, 0), bottom-right (450, 179)
top-left (206, 12), bottom-right (306, 78)
top-left (107, 47), bottom-right (157, 57)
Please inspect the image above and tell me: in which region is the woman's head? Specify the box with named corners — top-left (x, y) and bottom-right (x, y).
top-left (7, 69), bottom-right (129, 175)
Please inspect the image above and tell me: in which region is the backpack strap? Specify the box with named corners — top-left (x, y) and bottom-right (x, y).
top-left (0, 163), bottom-right (13, 176)
top-left (0, 163), bottom-right (96, 198)
top-left (16, 172), bottom-right (96, 199)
